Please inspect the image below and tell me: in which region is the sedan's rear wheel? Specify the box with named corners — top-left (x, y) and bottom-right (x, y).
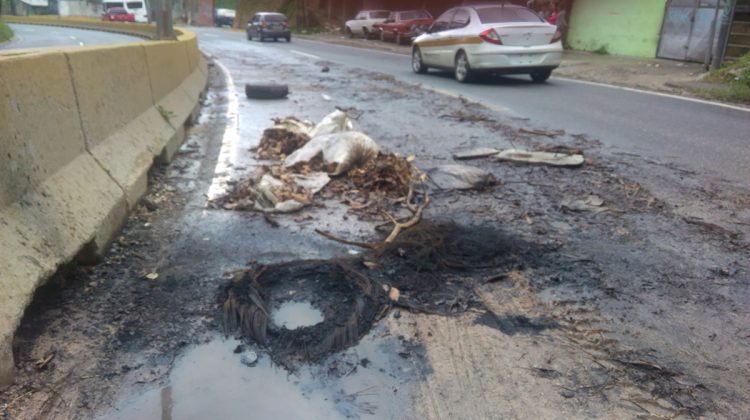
top-left (454, 51), bottom-right (474, 83)
top-left (530, 69), bottom-right (552, 83)
top-left (362, 27), bottom-right (370, 39)
top-left (412, 47), bottom-right (428, 74)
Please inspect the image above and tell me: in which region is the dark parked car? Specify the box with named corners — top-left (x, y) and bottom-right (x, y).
top-left (246, 12), bottom-right (291, 42)
top-left (102, 7), bottom-right (135, 22)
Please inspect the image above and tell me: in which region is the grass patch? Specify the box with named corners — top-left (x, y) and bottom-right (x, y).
top-left (0, 21), bottom-right (13, 43)
top-left (689, 83), bottom-right (750, 103)
top-left (692, 53), bottom-right (750, 103)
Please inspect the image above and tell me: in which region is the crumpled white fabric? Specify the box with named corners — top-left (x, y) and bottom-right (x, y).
top-left (283, 131), bottom-right (380, 176)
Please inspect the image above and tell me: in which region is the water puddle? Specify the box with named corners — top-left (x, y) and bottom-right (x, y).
top-left (104, 323), bottom-right (417, 419)
top-left (272, 301), bottom-right (324, 329)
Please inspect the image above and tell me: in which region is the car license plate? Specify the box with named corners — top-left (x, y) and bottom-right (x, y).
top-left (511, 54), bottom-right (541, 65)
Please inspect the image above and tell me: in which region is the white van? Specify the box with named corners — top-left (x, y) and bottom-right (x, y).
top-left (103, 0), bottom-right (148, 23)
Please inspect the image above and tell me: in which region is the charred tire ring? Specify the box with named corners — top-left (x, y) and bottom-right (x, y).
top-left (245, 83), bottom-right (289, 100)
top-left (222, 260), bottom-right (387, 362)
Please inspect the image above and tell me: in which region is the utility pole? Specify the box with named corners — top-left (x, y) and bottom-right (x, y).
top-left (155, 0), bottom-right (174, 39)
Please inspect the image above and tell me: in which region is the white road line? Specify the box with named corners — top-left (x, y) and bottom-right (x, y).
top-left (207, 59), bottom-right (240, 201)
top-left (553, 76), bottom-right (750, 113)
top-left (290, 49), bottom-right (321, 60)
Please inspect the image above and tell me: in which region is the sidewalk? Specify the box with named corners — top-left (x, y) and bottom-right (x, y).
top-left (298, 32), bottom-right (747, 105)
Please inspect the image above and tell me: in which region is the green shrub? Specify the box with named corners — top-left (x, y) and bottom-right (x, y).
top-left (0, 22), bottom-right (13, 43)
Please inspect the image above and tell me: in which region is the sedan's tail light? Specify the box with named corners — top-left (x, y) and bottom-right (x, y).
top-left (479, 28), bottom-right (502, 45)
top-left (551, 29), bottom-right (562, 43)
top-left (260, 21), bottom-right (268, 28)
top-left (282, 21), bottom-right (289, 28)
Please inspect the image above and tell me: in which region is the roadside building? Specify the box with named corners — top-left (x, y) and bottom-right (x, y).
top-left (566, 0), bottom-right (747, 66)
top-left (12, 0), bottom-right (49, 15)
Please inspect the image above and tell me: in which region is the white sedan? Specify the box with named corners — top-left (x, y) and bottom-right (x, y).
top-left (412, 4), bottom-right (562, 83)
top-left (345, 10), bottom-right (390, 39)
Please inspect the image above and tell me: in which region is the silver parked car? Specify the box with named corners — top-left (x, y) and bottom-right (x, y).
top-left (412, 4), bottom-right (563, 83)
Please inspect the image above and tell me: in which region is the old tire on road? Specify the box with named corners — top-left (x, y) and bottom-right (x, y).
top-left (245, 84), bottom-right (289, 100)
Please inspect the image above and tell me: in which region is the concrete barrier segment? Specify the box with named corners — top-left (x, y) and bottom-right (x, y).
top-left (143, 40), bottom-right (192, 101)
top-left (66, 44), bottom-right (155, 147)
top-left (0, 53), bottom-right (87, 207)
top-left (0, 23), bottom-right (205, 390)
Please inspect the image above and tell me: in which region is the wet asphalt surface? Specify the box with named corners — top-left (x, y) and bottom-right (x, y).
top-left (1, 26), bottom-right (749, 419)
top-left (191, 27), bottom-right (750, 188)
top-left (0, 24), bottom-right (141, 50)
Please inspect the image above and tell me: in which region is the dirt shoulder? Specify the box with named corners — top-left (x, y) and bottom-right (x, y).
top-left (297, 32), bottom-right (750, 106)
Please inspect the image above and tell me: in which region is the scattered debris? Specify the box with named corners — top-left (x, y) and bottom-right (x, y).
top-left (537, 145), bottom-right (584, 156)
top-left (213, 167), bottom-right (325, 213)
top-left (145, 272), bottom-right (159, 281)
top-left (347, 153), bottom-right (414, 200)
top-left (496, 149), bottom-right (584, 167)
top-left (240, 351), bottom-right (258, 367)
top-left (518, 127), bottom-right (565, 138)
top-left (452, 148), bottom-right (501, 160)
top-left (427, 164), bottom-right (496, 190)
top-left (560, 195), bottom-right (607, 213)
top-left (254, 117), bottom-right (313, 159)
top-left (321, 66), bottom-right (330, 73)
top-left (284, 131), bottom-right (380, 176)
top-left (316, 184), bottom-right (430, 248)
top-left (440, 110), bottom-right (493, 123)
top-left (34, 353), bottom-right (55, 371)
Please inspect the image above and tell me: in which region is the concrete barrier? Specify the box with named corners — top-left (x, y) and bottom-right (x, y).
top-left (0, 15), bottom-right (158, 38)
top-left (0, 23), bottom-right (207, 388)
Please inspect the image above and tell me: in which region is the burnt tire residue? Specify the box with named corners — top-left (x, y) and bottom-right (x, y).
top-left (222, 260), bottom-right (388, 365)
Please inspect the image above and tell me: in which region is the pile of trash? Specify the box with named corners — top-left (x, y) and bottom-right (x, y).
top-left (213, 109), bottom-right (419, 215)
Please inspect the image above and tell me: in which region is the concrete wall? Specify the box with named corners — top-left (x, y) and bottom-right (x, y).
top-left (0, 20), bottom-right (207, 388)
top-left (567, 0), bottom-right (668, 57)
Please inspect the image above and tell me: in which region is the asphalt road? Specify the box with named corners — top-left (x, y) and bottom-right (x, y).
top-left (193, 27), bottom-right (750, 188)
top-left (0, 23), bottom-right (140, 50)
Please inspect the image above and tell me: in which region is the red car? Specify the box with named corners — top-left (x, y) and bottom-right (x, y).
top-left (102, 7), bottom-right (135, 22)
top-left (375, 10), bottom-right (433, 45)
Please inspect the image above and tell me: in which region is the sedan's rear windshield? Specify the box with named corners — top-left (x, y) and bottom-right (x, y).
top-left (263, 14), bottom-right (286, 22)
top-left (477, 7), bottom-right (543, 23)
top-left (400, 10), bottom-right (431, 20)
top-left (370, 11), bottom-right (389, 19)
